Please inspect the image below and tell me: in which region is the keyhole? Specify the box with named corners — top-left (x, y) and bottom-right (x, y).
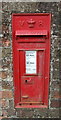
top-left (25, 80), bottom-right (28, 83)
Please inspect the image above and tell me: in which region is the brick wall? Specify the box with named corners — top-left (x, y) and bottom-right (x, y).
top-left (0, 2), bottom-right (61, 118)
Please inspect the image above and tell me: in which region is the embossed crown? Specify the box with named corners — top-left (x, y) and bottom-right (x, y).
top-left (27, 19), bottom-right (36, 28)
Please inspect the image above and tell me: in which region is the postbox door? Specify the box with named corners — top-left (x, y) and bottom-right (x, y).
top-left (19, 49), bottom-right (45, 104)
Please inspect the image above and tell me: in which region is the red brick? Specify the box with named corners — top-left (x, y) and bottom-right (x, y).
top-left (0, 40), bottom-right (2, 47)
top-left (0, 91), bottom-right (2, 99)
top-left (0, 99), bottom-right (2, 108)
top-left (16, 108), bottom-right (48, 118)
top-left (48, 109), bottom-right (59, 118)
top-left (2, 91), bottom-right (13, 99)
top-left (7, 108), bottom-right (16, 117)
top-left (0, 117), bottom-right (8, 120)
top-left (3, 40), bottom-right (10, 47)
top-left (51, 90), bottom-right (61, 99)
top-left (2, 109), bottom-right (8, 117)
top-left (2, 24), bottom-right (8, 31)
top-left (51, 81), bottom-right (61, 89)
top-left (2, 99), bottom-right (6, 107)
top-left (0, 117), bottom-right (3, 120)
top-left (0, 65), bottom-right (2, 69)
top-left (2, 81), bottom-right (12, 90)
top-left (50, 100), bottom-right (61, 108)
top-left (2, 99), bottom-right (9, 108)
top-left (0, 71), bottom-right (7, 79)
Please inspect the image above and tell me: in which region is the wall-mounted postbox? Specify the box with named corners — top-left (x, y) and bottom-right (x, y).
top-left (12, 13), bottom-right (51, 108)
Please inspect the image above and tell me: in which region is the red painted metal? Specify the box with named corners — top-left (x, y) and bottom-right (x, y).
top-left (12, 13), bottom-right (51, 108)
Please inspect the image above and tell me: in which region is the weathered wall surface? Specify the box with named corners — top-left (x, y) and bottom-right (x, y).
top-left (0, 2), bottom-right (61, 118)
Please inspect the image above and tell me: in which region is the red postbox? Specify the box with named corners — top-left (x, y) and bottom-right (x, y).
top-left (12, 13), bottom-right (51, 108)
